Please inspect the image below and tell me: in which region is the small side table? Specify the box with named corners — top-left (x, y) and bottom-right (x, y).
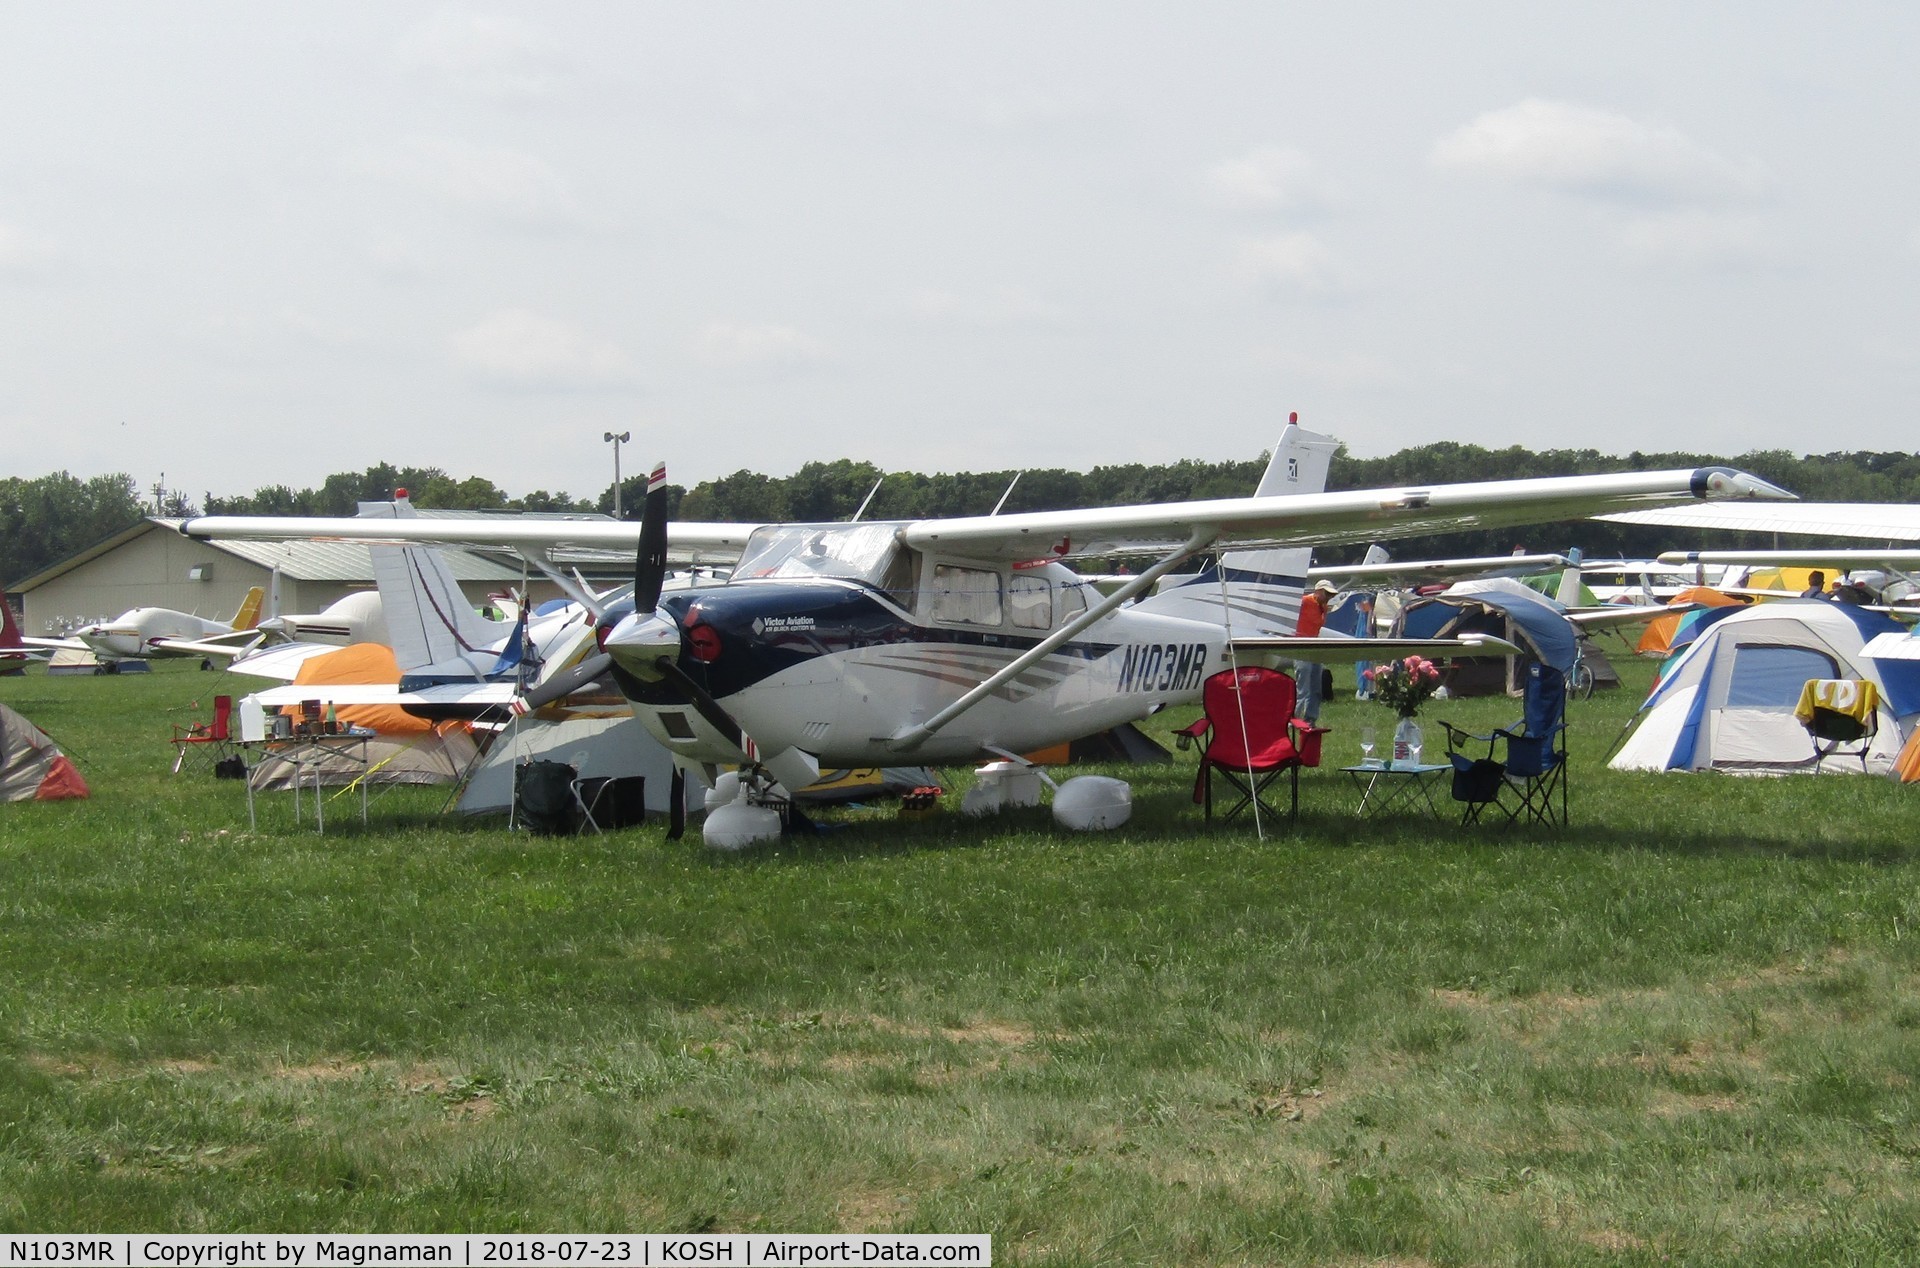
top-left (1342, 762), bottom-right (1451, 820)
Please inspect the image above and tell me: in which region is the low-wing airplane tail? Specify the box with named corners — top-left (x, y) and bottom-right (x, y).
top-left (229, 586), bottom-right (266, 631)
top-left (1132, 417), bottom-right (1340, 636)
top-left (1, 600), bottom-right (30, 653)
top-left (358, 495), bottom-right (513, 679)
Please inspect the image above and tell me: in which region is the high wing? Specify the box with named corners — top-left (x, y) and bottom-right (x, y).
top-left (1600, 501), bottom-right (1920, 541)
top-left (902, 467), bottom-right (1786, 560)
top-left (181, 467), bottom-right (1788, 562)
top-left (175, 517), bottom-right (762, 562)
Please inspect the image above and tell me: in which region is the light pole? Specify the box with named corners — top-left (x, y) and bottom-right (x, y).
top-left (604, 431), bottom-right (631, 518)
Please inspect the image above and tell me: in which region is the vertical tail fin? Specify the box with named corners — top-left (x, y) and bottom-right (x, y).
top-left (229, 586), bottom-right (266, 631)
top-left (1, 598), bottom-right (25, 650)
top-left (357, 494), bottom-right (511, 677)
top-left (1555, 547), bottom-right (1587, 608)
top-left (1135, 417), bottom-right (1341, 636)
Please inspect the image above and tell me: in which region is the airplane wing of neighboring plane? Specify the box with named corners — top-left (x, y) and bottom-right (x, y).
top-left (1656, 548), bottom-right (1920, 570)
top-left (180, 467), bottom-right (1790, 563)
top-left (148, 629), bottom-right (272, 660)
top-left (243, 681), bottom-right (523, 711)
top-left (1599, 501), bottom-right (1920, 541)
top-left (1564, 603), bottom-right (1670, 631)
top-left (210, 641), bottom-right (344, 681)
top-left (1311, 553), bottom-right (1573, 587)
top-left (1229, 633), bottom-right (1524, 664)
top-left (20, 635), bottom-right (87, 652)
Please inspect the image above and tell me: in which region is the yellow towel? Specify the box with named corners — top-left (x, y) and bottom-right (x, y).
top-left (1794, 679), bottom-right (1878, 728)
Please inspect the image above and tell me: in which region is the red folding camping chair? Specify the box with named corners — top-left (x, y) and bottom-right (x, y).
top-left (1173, 666), bottom-right (1328, 827)
top-left (171, 694), bottom-right (237, 774)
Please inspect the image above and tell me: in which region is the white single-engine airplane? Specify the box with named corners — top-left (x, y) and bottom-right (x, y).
top-left (24, 587), bottom-right (267, 668)
top-left (181, 423), bottom-right (1790, 834)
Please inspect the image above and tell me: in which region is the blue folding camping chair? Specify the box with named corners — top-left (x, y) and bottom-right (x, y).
top-left (1441, 662), bottom-right (1569, 827)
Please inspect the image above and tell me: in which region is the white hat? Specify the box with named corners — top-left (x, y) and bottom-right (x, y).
top-left (1313, 579), bottom-right (1338, 595)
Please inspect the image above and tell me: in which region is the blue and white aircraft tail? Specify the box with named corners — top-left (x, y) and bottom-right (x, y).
top-left (1132, 417), bottom-right (1340, 636)
top-left (355, 496), bottom-right (522, 682)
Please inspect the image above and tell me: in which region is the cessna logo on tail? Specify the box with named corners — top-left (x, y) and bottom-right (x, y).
top-left (1116, 641), bottom-right (1209, 694)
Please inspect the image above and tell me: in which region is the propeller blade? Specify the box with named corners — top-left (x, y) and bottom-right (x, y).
top-left (654, 657), bottom-right (746, 752)
top-left (514, 652), bottom-right (615, 713)
top-left (633, 461), bottom-right (670, 613)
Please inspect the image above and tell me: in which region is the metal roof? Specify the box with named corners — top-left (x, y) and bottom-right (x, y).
top-left (10, 517), bottom-right (530, 591)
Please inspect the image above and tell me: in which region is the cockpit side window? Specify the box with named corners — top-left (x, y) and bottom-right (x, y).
top-left (932, 564), bottom-right (1003, 626)
top-left (1009, 574), bottom-right (1051, 629)
top-left (876, 546), bottom-right (919, 609)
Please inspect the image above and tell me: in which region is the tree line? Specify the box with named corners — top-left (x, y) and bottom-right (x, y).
top-left (8, 445), bottom-right (1920, 590)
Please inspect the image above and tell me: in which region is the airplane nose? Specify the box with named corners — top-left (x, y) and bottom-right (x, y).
top-left (604, 611), bottom-right (682, 679)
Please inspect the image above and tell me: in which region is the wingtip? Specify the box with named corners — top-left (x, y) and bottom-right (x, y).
top-left (1690, 467), bottom-right (1798, 501)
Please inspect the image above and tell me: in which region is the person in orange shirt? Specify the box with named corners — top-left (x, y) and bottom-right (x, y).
top-left (1295, 579), bottom-right (1336, 723)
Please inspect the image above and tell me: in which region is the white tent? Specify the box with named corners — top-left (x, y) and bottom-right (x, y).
top-left (1611, 601), bottom-right (1920, 776)
top-left (458, 714), bottom-right (694, 818)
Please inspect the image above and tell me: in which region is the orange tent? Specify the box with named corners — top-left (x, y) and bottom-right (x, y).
top-left (1636, 588), bottom-right (1751, 658)
top-left (285, 643), bottom-right (434, 735)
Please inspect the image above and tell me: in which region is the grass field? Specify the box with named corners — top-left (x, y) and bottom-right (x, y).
top-left (3, 651), bottom-right (1918, 1265)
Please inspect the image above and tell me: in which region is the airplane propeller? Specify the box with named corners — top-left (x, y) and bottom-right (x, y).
top-left (624, 462), bottom-right (750, 752)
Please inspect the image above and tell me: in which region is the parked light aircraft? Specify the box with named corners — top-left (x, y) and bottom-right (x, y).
top-left (2, 601), bottom-right (48, 672)
top-left (24, 587), bottom-right (267, 667)
top-left (192, 495), bottom-right (641, 718)
top-left (182, 425), bottom-right (1791, 811)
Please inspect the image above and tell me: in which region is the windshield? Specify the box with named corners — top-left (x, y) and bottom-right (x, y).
top-left (732, 522), bottom-right (906, 587)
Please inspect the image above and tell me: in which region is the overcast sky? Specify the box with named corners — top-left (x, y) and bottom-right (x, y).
top-left (3, 3), bottom-right (1917, 505)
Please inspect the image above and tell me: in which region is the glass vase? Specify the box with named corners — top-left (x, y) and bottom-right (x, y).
top-left (1392, 716), bottom-right (1423, 768)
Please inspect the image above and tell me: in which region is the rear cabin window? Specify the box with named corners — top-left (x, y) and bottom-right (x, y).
top-left (932, 565), bottom-right (1003, 626)
top-left (1058, 582), bottom-right (1090, 621)
top-left (1009, 575), bottom-right (1051, 629)
top-left (1724, 644), bottom-right (1839, 708)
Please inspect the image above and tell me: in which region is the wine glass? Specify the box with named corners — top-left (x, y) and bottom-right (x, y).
top-left (1359, 725), bottom-right (1377, 767)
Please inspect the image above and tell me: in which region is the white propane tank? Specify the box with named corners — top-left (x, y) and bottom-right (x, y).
top-left (703, 792), bottom-right (782, 850)
top-left (1051, 776), bottom-right (1132, 831)
top-left (704, 769), bottom-right (743, 812)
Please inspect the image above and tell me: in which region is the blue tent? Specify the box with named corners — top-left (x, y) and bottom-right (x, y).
top-left (1396, 577), bottom-right (1580, 676)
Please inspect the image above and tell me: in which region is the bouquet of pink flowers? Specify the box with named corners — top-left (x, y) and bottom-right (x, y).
top-left (1366, 655), bottom-right (1442, 717)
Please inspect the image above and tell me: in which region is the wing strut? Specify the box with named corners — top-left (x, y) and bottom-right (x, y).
top-left (890, 526), bottom-right (1217, 751)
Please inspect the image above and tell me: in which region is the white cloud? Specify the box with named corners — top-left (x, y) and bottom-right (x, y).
top-left (905, 286), bottom-right (1061, 327)
top-left (1205, 146), bottom-right (1339, 213)
top-left (0, 220), bottom-right (60, 278)
top-left (692, 321), bottom-right (832, 369)
top-left (352, 135), bottom-right (579, 227)
top-left (449, 309), bottom-right (636, 389)
top-left (398, 7), bottom-right (564, 102)
top-left (1616, 210), bottom-right (1773, 268)
top-left (1431, 99), bottom-right (1765, 205)
top-left (1234, 232), bottom-right (1349, 297)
